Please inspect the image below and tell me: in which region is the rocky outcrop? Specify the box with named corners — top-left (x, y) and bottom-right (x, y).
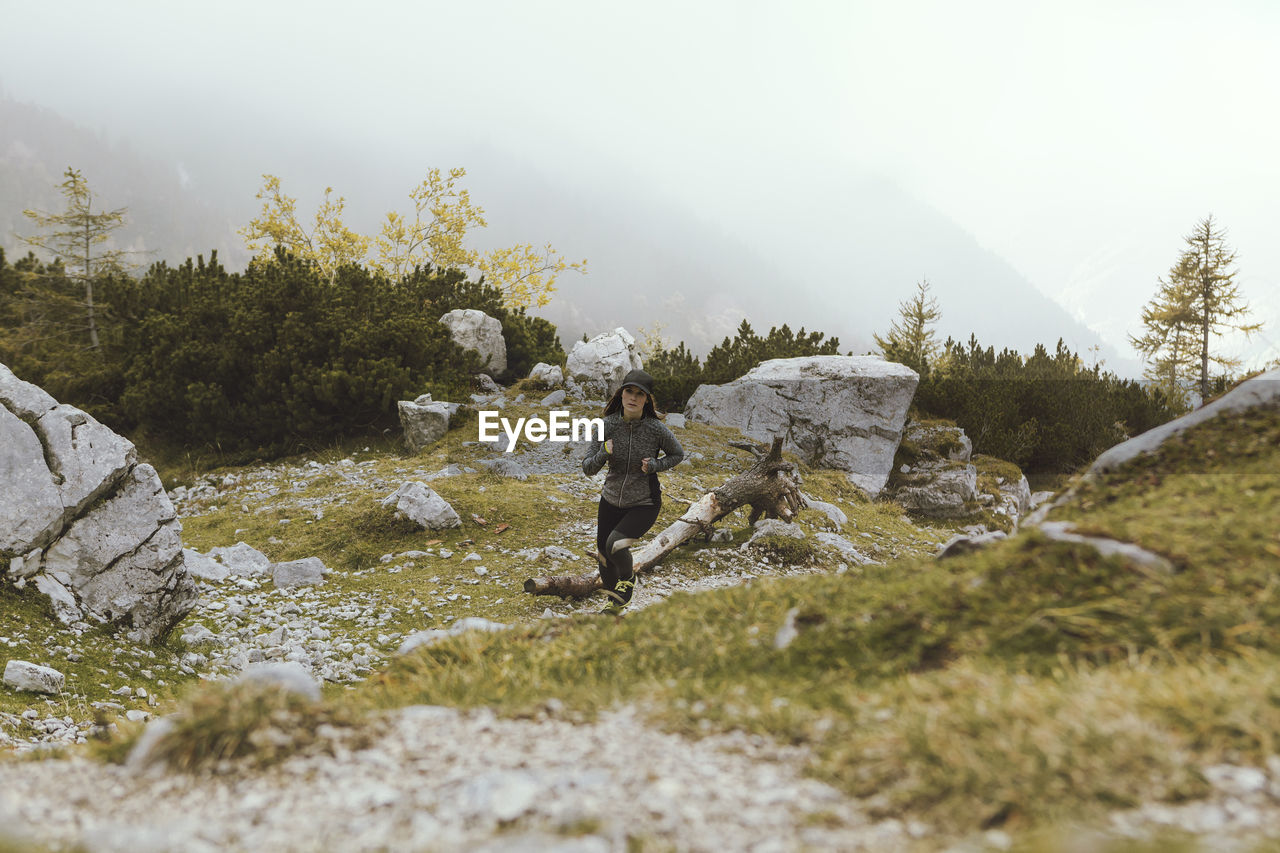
top-left (685, 356), bottom-right (918, 497)
top-left (564, 328), bottom-right (644, 400)
top-left (1089, 366), bottom-right (1280, 477)
top-left (439, 309), bottom-right (506, 375)
top-left (890, 421), bottom-right (979, 518)
top-left (1, 364), bottom-right (196, 644)
top-left (398, 394), bottom-right (461, 453)
top-left (1029, 366), bottom-right (1280, 526)
top-left (890, 420), bottom-right (1033, 527)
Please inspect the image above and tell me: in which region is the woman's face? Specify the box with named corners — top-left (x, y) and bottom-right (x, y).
top-left (621, 385), bottom-right (647, 416)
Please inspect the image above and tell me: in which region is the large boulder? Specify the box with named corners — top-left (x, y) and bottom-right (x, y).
top-left (439, 309), bottom-right (506, 376)
top-left (685, 356), bottom-right (918, 496)
top-left (0, 364), bottom-right (196, 644)
top-left (564, 328), bottom-right (644, 400)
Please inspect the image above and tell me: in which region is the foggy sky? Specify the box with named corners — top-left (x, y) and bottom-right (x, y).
top-left (2, 0), bottom-right (1277, 373)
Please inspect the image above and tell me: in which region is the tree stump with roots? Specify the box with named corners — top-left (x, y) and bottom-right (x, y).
top-left (523, 436), bottom-right (805, 599)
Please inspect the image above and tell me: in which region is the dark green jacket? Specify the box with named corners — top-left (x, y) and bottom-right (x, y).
top-left (582, 412), bottom-right (685, 507)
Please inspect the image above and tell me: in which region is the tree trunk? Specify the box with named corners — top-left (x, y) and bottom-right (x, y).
top-left (84, 219), bottom-right (100, 351)
top-left (523, 436), bottom-right (806, 598)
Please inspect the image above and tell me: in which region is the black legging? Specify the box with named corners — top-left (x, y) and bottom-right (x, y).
top-left (595, 498), bottom-right (661, 588)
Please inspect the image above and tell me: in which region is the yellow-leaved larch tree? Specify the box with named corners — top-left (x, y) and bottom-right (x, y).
top-left (239, 167), bottom-right (585, 307)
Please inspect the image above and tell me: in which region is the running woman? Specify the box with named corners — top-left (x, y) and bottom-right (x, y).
top-left (581, 368), bottom-right (685, 613)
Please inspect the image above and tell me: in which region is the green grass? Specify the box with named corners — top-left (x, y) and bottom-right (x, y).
top-left (21, 391), bottom-right (1280, 846)
top-left (128, 678), bottom-right (368, 772)
top-left (344, 400), bottom-right (1280, 835)
top-left (0, 580), bottom-right (191, 739)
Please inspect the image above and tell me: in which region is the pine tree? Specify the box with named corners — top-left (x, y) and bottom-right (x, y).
top-left (1132, 215), bottom-right (1261, 403)
top-left (874, 278), bottom-right (941, 376)
top-left (19, 168), bottom-right (132, 351)
top-left (1129, 254), bottom-right (1199, 411)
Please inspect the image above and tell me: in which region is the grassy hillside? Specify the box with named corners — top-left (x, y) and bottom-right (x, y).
top-left (355, 397), bottom-right (1280, 836)
top-left (5, 389), bottom-right (1280, 848)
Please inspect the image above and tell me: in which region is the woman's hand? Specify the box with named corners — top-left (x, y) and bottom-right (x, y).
top-left (641, 457), bottom-right (652, 473)
top-left (604, 439), bottom-right (613, 454)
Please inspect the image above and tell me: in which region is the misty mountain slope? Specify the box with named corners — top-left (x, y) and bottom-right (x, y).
top-left (740, 170), bottom-right (1115, 357)
top-left (433, 152), bottom-right (1114, 358)
top-left (0, 96), bottom-right (247, 268)
top-left (0, 95), bottom-right (1111, 364)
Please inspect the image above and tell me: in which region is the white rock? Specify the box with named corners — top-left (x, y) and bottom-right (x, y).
top-left (773, 608), bottom-right (800, 650)
top-left (460, 770), bottom-right (541, 822)
top-left (397, 399), bottom-right (459, 453)
top-left (894, 464), bottom-right (978, 519)
top-left (450, 617), bottom-right (508, 634)
top-left (209, 542), bottom-right (272, 576)
top-left (272, 557), bottom-right (327, 588)
top-left (478, 458), bottom-right (529, 480)
top-left (813, 532), bottom-right (871, 564)
top-left (183, 548), bottom-right (230, 582)
top-left (528, 362), bottom-right (564, 387)
top-left (936, 530), bottom-right (1008, 559)
top-left (3, 660), bottom-right (65, 694)
top-left (182, 623), bottom-right (217, 645)
top-left (397, 617), bottom-right (510, 655)
top-left (33, 573), bottom-right (81, 624)
top-left (748, 519), bottom-right (806, 544)
top-left (233, 661), bottom-right (322, 701)
top-left (539, 389), bottom-right (567, 407)
top-left (440, 308), bottom-right (507, 375)
top-left (1203, 764), bottom-right (1268, 797)
top-left (396, 629), bottom-right (450, 655)
top-left (381, 482), bottom-right (462, 530)
top-left (124, 715), bottom-right (177, 772)
top-left (804, 498), bottom-right (847, 528)
top-left (565, 328), bottom-right (644, 399)
top-left (541, 545), bottom-right (580, 562)
top-left (685, 356), bottom-right (918, 497)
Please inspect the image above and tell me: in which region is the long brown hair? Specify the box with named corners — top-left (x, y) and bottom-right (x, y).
top-left (602, 386), bottom-right (664, 419)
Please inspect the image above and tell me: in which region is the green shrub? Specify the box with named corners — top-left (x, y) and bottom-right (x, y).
top-left (102, 253), bottom-right (477, 454)
top-left (646, 321), bottom-right (843, 411)
top-left (914, 336), bottom-right (1178, 475)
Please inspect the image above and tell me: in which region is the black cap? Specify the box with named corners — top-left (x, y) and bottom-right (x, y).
top-left (619, 368), bottom-right (654, 396)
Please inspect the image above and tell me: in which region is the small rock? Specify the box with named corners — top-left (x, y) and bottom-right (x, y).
top-left (273, 557), bottom-right (328, 589)
top-left (773, 608), bottom-right (800, 650)
top-left (233, 661), bottom-right (322, 701)
top-left (3, 660), bottom-right (65, 694)
top-left (540, 389), bottom-right (567, 407)
top-left (183, 548), bottom-right (230, 582)
top-left (208, 542), bottom-right (272, 576)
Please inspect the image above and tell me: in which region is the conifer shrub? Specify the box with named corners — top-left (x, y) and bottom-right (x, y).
top-left (101, 253), bottom-right (476, 454)
top-left (645, 321), bottom-right (842, 411)
top-left (914, 336), bottom-right (1179, 475)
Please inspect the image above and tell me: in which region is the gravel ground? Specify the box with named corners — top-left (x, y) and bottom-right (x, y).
top-left (0, 705), bottom-right (914, 853)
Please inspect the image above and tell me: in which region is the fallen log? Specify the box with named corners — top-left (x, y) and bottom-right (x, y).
top-left (523, 436), bottom-right (805, 598)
